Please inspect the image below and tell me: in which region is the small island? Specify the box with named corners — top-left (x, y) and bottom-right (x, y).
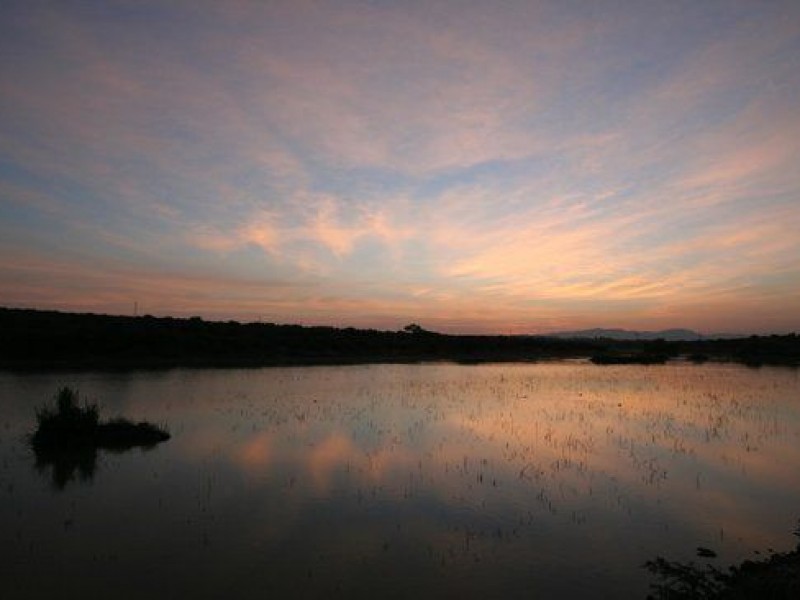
top-left (31, 387), bottom-right (170, 451)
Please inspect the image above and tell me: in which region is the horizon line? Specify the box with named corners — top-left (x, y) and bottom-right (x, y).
top-left (1, 304), bottom-right (782, 339)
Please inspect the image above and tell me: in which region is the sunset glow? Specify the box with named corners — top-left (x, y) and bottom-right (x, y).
top-left (2, 1), bottom-right (799, 333)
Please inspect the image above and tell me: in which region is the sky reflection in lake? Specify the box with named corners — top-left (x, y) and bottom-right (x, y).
top-left (1, 363), bottom-right (798, 598)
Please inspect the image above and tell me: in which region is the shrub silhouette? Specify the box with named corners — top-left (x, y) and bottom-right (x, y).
top-left (645, 524), bottom-right (800, 598)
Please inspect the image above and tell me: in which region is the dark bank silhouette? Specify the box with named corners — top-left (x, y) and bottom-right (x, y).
top-left (30, 387), bottom-right (169, 489)
top-left (590, 353), bottom-right (670, 365)
top-left (1, 307), bottom-right (798, 369)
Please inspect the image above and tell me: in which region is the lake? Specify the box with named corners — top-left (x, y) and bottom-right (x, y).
top-left (1, 362), bottom-right (799, 598)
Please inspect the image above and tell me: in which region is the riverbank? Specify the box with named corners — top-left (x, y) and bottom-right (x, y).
top-left (2, 307), bottom-right (798, 370)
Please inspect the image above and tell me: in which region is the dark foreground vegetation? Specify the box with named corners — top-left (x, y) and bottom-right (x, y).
top-left (590, 353), bottom-right (670, 365)
top-left (31, 387), bottom-right (169, 488)
top-left (645, 526), bottom-right (800, 599)
top-left (1, 307), bottom-right (798, 370)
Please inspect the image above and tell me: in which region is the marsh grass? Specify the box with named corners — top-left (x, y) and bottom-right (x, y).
top-left (33, 388), bottom-right (99, 444)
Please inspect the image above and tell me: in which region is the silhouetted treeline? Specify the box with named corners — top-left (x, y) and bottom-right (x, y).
top-left (0, 308), bottom-right (797, 370)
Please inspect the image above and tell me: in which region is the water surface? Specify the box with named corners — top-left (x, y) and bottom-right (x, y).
top-left (1, 362), bottom-right (798, 598)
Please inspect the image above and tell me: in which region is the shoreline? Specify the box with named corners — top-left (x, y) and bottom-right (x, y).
top-left (2, 307), bottom-right (798, 371)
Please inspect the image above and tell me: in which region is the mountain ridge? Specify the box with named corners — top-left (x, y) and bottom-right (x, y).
top-left (544, 328), bottom-right (744, 341)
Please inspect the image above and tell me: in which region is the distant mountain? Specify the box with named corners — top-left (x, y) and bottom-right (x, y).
top-left (545, 328), bottom-right (706, 341)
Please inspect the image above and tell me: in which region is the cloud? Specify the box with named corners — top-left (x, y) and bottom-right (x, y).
top-left (200, 0), bottom-right (565, 175)
top-left (1, 1), bottom-right (799, 333)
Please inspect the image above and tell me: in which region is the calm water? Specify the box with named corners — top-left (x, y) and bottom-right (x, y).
top-left (1, 362), bottom-right (798, 599)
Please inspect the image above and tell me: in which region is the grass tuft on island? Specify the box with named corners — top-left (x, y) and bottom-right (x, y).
top-left (31, 387), bottom-right (170, 452)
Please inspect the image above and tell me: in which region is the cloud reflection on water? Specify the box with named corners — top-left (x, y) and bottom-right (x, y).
top-left (199, 363), bottom-right (800, 559)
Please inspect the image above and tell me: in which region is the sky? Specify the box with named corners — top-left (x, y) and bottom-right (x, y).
top-left (1, 0), bottom-right (799, 334)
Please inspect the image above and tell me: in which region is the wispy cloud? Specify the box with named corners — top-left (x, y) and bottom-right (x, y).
top-left (1, 0), bottom-right (799, 332)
